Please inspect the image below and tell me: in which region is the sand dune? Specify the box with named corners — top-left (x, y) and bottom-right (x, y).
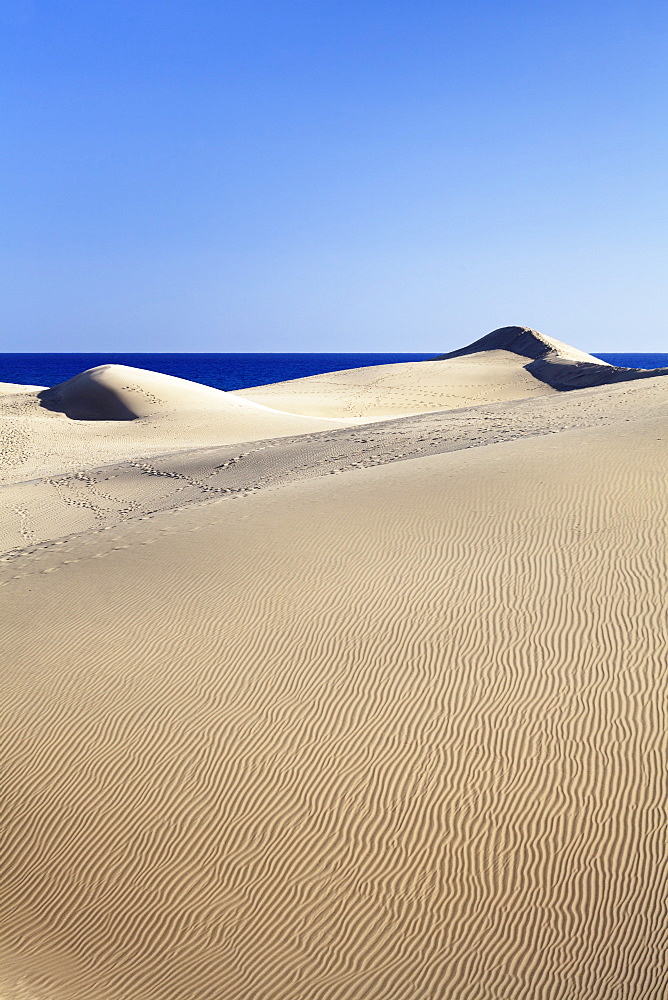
top-left (2, 417), bottom-right (667, 1000)
top-left (2, 329), bottom-right (668, 999)
top-left (234, 325), bottom-right (668, 417)
top-left (2, 372), bottom-right (668, 558)
top-left (0, 365), bottom-right (366, 484)
top-left (38, 364), bottom-right (297, 420)
top-left (434, 325), bottom-right (668, 390)
top-left (232, 347), bottom-right (557, 418)
top-left (433, 324), bottom-right (607, 362)
top-left (3, 331), bottom-right (667, 486)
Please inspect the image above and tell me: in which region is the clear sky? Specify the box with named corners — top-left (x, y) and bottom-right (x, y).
top-left (2, 0), bottom-right (668, 352)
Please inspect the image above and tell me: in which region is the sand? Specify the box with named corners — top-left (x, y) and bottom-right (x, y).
top-left (234, 325), bottom-right (668, 416)
top-left (0, 364), bottom-right (366, 485)
top-left (231, 350), bottom-right (558, 418)
top-left (2, 327), bottom-right (668, 1000)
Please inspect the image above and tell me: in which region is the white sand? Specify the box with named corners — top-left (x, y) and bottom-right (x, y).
top-left (0, 364), bottom-right (367, 484)
top-left (232, 324), bottom-right (666, 417)
top-left (1, 327), bottom-right (668, 999)
top-left (232, 350), bottom-right (559, 417)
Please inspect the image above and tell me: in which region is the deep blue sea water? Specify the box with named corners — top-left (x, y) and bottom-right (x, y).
top-left (1, 352), bottom-right (667, 391)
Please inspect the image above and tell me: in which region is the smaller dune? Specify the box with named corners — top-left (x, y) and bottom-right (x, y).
top-left (0, 366), bottom-right (365, 485)
top-left (37, 364), bottom-right (284, 421)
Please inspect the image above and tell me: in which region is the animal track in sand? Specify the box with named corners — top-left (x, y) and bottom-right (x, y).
top-left (2, 376), bottom-right (668, 560)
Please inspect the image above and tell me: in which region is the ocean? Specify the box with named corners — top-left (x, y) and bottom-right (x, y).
top-left (1, 352), bottom-right (667, 392)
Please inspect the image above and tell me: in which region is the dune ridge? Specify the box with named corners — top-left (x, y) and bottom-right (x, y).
top-left (231, 349), bottom-right (556, 418)
top-left (433, 325), bottom-right (668, 390)
top-left (235, 326), bottom-right (668, 416)
top-left (430, 324), bottom-right (607, 362)
top-left (2, 327), bottom-right (667, 486)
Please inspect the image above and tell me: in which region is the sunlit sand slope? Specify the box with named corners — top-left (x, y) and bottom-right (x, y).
top-left (4, 333), bottom-right (667, 483)
top-left (2, 373), bottom-right (667, 556)
top-left (233, 349), bottom-right (557, 417)
top-left (2, 419), bottom-right (667, 1000)
top-left (235, 326), bottom-right (668, 417)
top-left (0, 365), bottom-right (363, 482)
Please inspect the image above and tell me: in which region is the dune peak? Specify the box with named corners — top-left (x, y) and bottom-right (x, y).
top-left (431, 325), bottom-right (605, 364)
top-left (432, 325), bottom-right (668, 390)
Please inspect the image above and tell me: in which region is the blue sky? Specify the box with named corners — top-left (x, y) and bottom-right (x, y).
top-left (2, 0), bottom-right (668, 351)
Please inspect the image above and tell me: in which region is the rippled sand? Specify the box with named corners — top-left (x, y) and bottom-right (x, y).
top-left (2, 330), bottom-right (668, 999)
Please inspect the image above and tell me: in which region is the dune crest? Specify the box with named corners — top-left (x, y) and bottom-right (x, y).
top-left (232, 348), bottom-right (555, 418)
top-left (431, 324), bottom-right (605, 363)
top-left (433, 325), bottom-right (668, 390)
